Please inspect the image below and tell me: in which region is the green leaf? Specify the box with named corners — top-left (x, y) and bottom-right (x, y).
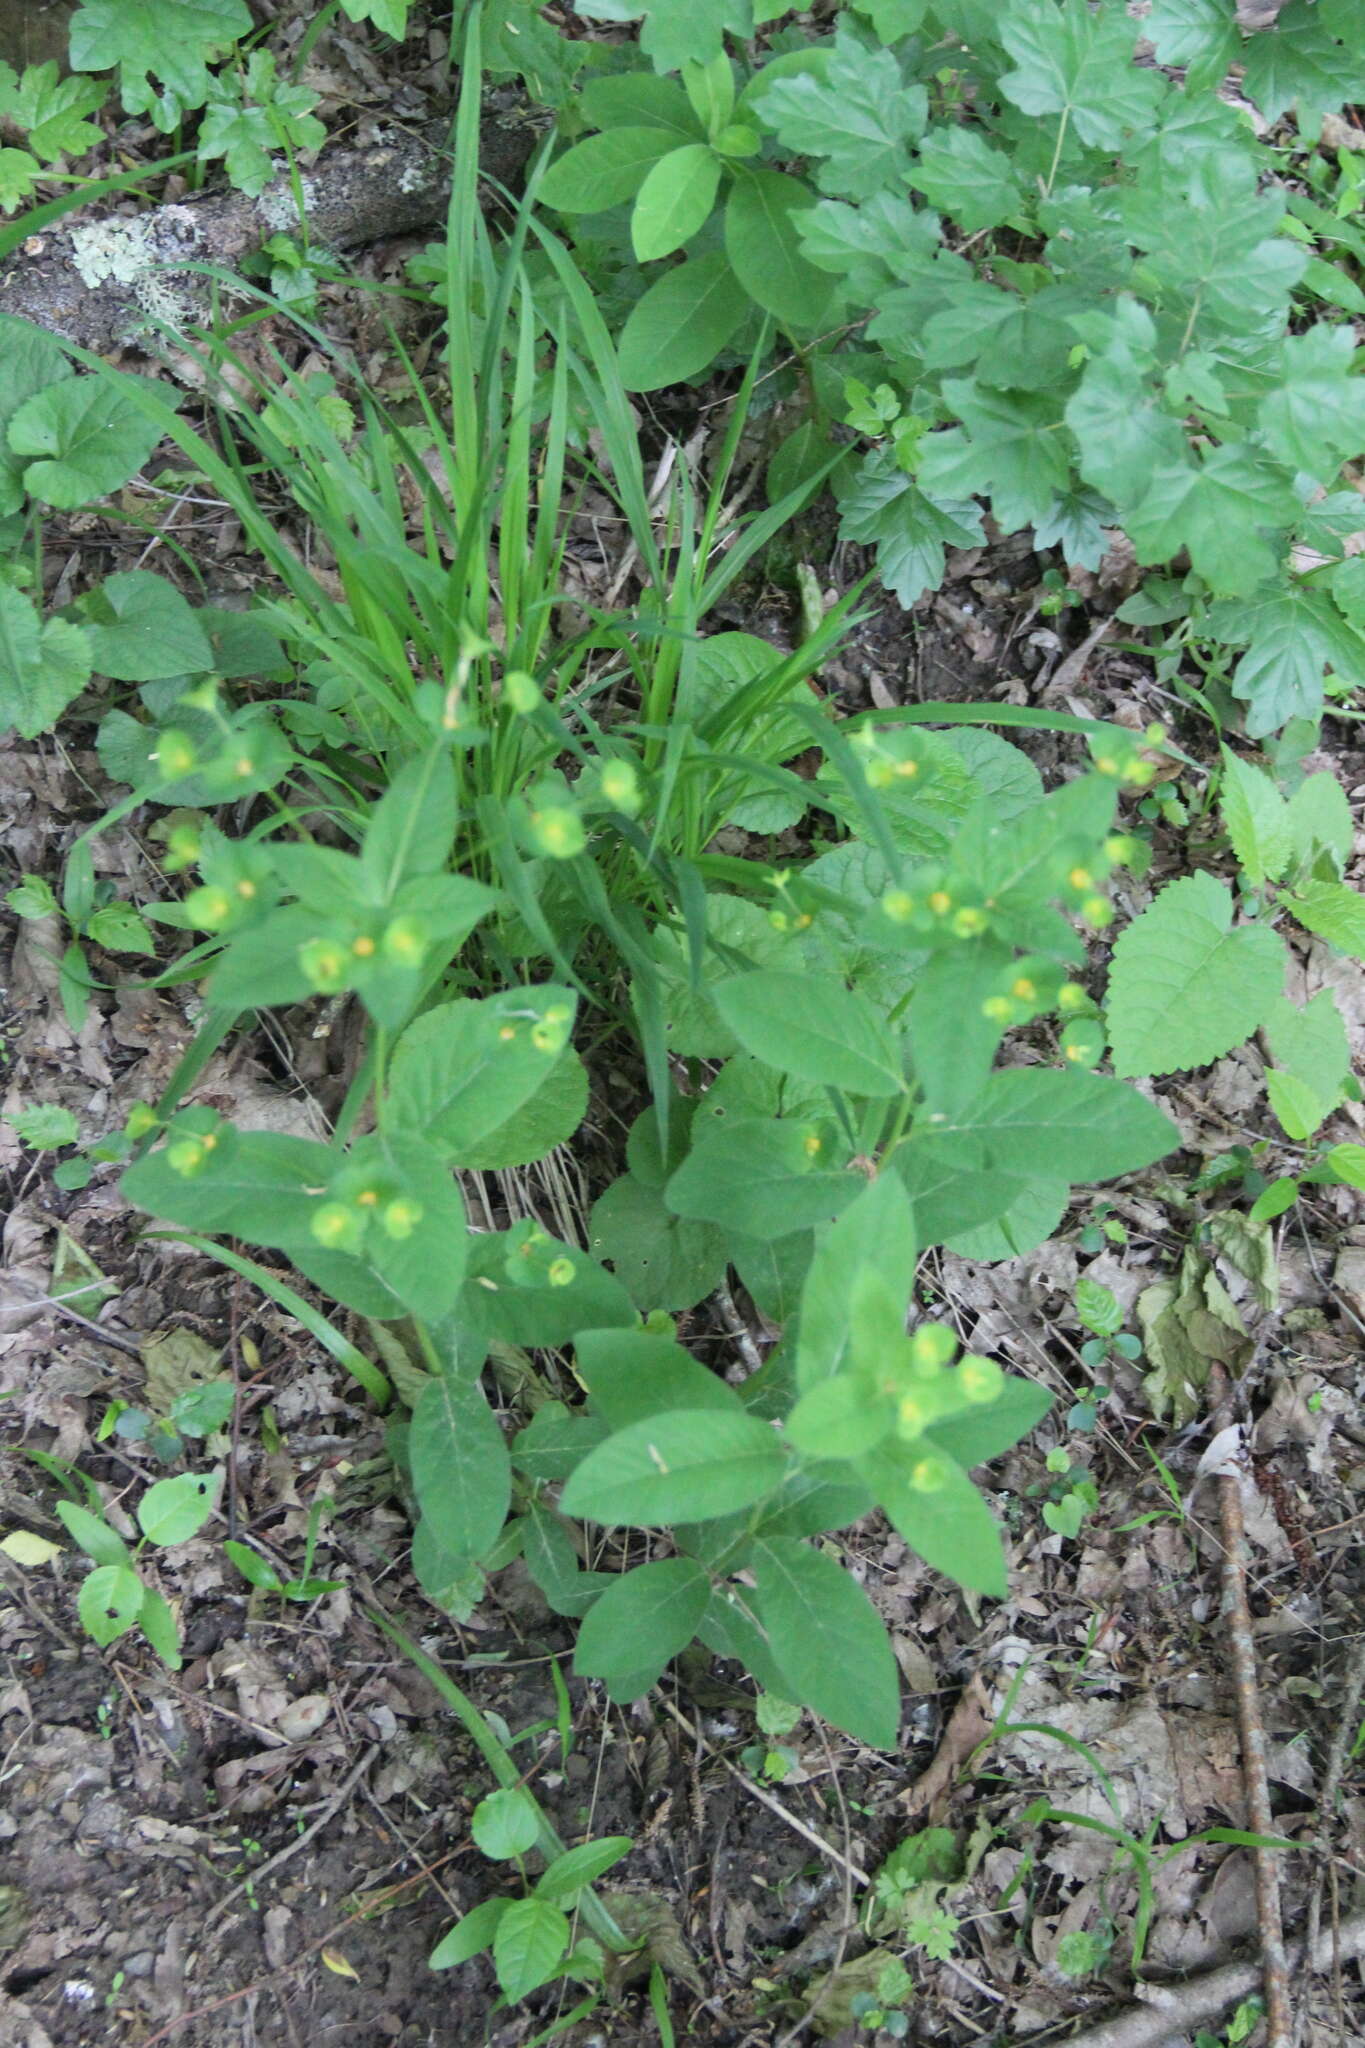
top-left (1106, 872), bottom-right (1286, 1076)
top-left (922, 1375), bottom-right (1053, 1468)
top-left (1075, 1276), bottom-right (1123, 1337)
top-left (1285, 769), bottom-right (1353, 876)
top-left (999, 0), bottom-right (1162, 149)
top-left (751, 1535), bottom-right (899, 1748)
top-left (0, 62), bottom-right (107, 161)
top-left (86, 902), bottom-right (155, 955)
top-left (575, 1557), bottom-right (710, 1699)
top-left (1145, 0), bottom-right (1237, 80)
top-left (8, 374), bottom-right (164, 506)
top-left (1265, 1069), bottom-right (1324, 1143)
top-left (576, 1327), bottom-right (743, 1429)
top-left (137, 1470), bottom-right (217, 1545)
top-left (618, 251), bottom-right (749, 391)
top-left (1263, 991), bottom-right (1350, 1108)
top-left (1211, 584), bottom-right (1364, 739)
top-left (493, 1897), bottom-right (571, 2003)
top-left (561, 1409), bottom-right (786, 1527)
top-left (1127, 449), bottom-right (1300, 601)
top-left (589, 1169), bottom-right (729, 1311)
top-left (0, 312), bottom-right (74, 513)
top-left (857, 1440), bottom-right (1007, 1597)
top-left (713, 971), bottom-right (904, 1097)
top-left (723, 171), bottom-right (834, 327)
top-left (84, 568), bottom-right (212, 676)
top-left (0, 583), bottom-right (91, 739)
top-left (1239, 2), bottom-right (1365, 133)
top-left (536, 1837), bottom-right (633, 1904)
top-left (472, 1787), bottom-right (540, 1860)
top-left (430, 1896), bottom-right (510, 1971)
top-left (0, 147), bottom-right (37, 213)
top-left (135, 1585), bottom-right (182, 1667)
top-left (57, 1499), bottom-right (131, 1569)
top-left (78, 1563), bottom-right (144, 1646)
top-left (924, 1068), bottom-right (1180, 1182)
top-left (795, 1174), bottom-right (917, 1392)
top-left (917, 380), bottom-right (1072, 533)
top-left (69, 0), bottom-right (252, 125)
top-left (836, 449), bottom-right (984, 608)
top-left (410, 1372), bottom-right (510, 1561)
top-left (786, 1375), bottom-right (891, 1460)
top-left (631, 143), bottom-right (721, 261)
top-left (747, 22), bottom-right (925, 199)
top-left (1284, 880), bottom-right (1365, 962)
top-left (908, 124), bottom-right (1022, 234)
top-left (5, 1103), bottom-right (79, 1150)
top-left (455, 1050), bottom-right (588, 1171)
top-left (665, 1118), bottom-right (860, 1240)
top-left (1219, 748), bottom-right (1291, 886)
top-left (1260, 326), bottom-right (1365, 480)
top-left (580, 74), bottom-right (701, 140)
top-left (388, 987), bottom-right (578, 1158)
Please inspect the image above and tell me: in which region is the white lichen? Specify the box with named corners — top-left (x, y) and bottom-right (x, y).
top-left (256, 173), bottom-right (318, 232)
top-left (69, 212), bottom-right (198, 333)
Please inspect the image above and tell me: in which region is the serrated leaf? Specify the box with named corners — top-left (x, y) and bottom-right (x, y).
top-left (999, 0), bottom-right (1162, 149)
top-left (1219, 748), bottom-right (1292, 885)
top-left (0, 147), bottom-right (38, 212)
top-left (1127, 448), bottom-right (1299, 600)
top-left (0, 63), bottom-right (107, 161)
top-left (1239, 2), bottom-right (1365, 133)
top-left (631, 143), bottom-right (720, 260)
top-left (561, 1409), bottom-right (786, 1526)
top-left (747, 23), bottom-right (925, 200)
top-left (1212, 583), bottom-right (1365, 739)
top-left (618, 250), bottom-right (749, 392)
top-left (0, 584), bottom-right (91, 739)
top-left (908, 124), bottom-right (1022, 234)
top-left (1145, 0), bottom-right (1238, 79)
top-left (751, 1535), bottom-right (899, 1748)
top-left (1284, 880), bottom-right (1365, 961)
top-left (918, 380), bottom-right (1072, 533)
top-left (5, 1103), bottom-right (79, 1150)
top-left (575, 1557), bottom-right (710, 1699)
top-left (1260, 326), bottom-right (1365, 480)
top-left (836, 448), bottom-right (984, 608)
top-left (1075, 1275), bottom-right (1123, 1337)
top-left (69, 0), bottom-right (252, 125)
top-left (1106, 871), bottom-right (1286, 1076)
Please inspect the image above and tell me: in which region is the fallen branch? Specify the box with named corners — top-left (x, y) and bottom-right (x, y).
top-left (0, 96), bottom-right (539, 355)
top-left (1031, 1911), bottom-right (1365, 2048)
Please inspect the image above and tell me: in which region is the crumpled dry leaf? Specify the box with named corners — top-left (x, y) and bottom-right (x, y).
top-left (142, 1328), bottom-right (223, 1413)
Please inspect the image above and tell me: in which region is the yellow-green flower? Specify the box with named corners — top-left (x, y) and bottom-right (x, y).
top-left (155, 729), bottom-right (197, 780)
top-left (381, 1197), bottom-right (423, 1240)
top-left (299, 937), bottom-right (349, 991)
top-left (530, 807), bottom-right (586, 859)
top-left (185, 884), bottom-right (233, 931)
top-left (311, 1201), bottom-right (363, 1251)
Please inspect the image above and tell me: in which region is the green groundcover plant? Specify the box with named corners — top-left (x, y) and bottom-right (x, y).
top-left (3, 2), bottom-right (1363, 1766)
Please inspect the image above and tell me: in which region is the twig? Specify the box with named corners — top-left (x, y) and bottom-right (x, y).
top-left (658, 1695), bottom-right (870, 1888)
top-left (775, 1723), bottom-right (858, 2048)
top-left (1027, 1911), bottom-right (1365, 2048)
top-left (714, 1277), bottom-right (765, 1379)
top-left (1302, 1635), bottom-right (1365, 2042)
top-left (202, 1742), bottom-right (379, 1930)
top-left (1206, 1362), bottom-right (1292, 2045)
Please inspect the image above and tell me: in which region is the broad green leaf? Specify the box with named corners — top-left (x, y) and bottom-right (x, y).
top-left (536, 1837), bottom-right (633, 1903)
top-left (561, 1409), bottom-right (786, 1526)
top-left (927, 1069), bottom-right (1180, 1182)
top-left (1285, 770), bottom-right (1353, 876)
top-left (1284, 880), bottom-right (1365, 962)
top-left (411, 1521), bottom-right (485, 1620)
top-left (786, 1374), bottom-right (891, 1460)
top-left (410, 1372), bottom-right (510, 1560)
top-left (430, 1896), bottom-right (509, 1970)
top-left (836, 449), bottom-right (984, 609)
top-left (122, 1129), bottom-right (335, 1253)
top-left (922, 1375), bottom-right (1054, 1468)
top-left (918, 380), bottom-right (1072, 533)
top-left (999, 0), bottom-right (1163, 149)
top-left (1263, 991), bottom-right (1350, 1107)
top-left (747, 22), bottom-right (925, 199)
top-left (665, 1118), bottom-right (860, 1240)
top-left (133, 1585), bottom-right (181, 1667)
top-left (1065, 319), bottom-right (1188, 508)
top-left (137, 1470), bottom-right (218, 1545)
top-left (638, 0), bottom-right (753, 74)
top-left (631, 143), bottom-right (721, 261)
top-left (493, 1896), bottom-right (570, 2002)
top-left (0, 147), bottom-right (36, 213)
top-left (580, 74), bottom-right (701, 140)
top-left (472, 1787), bottom-right (540, 1860)
top-left (1211, 584), bottom-right (1365, 739)
top-left (5, 1103), bottom-right (79, 1150)
top-left (1260, 326), bottom-right (1365, 480)
top-left (575, 1557), bottom-right (710, 1698)
top-left (84, 570), bottom-right (213, 681)
top-left (9, 374), bottom-right (164, 505)
top-left (857, 1440), bottom-right (1007, 1597)
top-left (944, 1178), bottom-right (1066, 1262)
top-left (0, 313), bottom-right (75, 513)
top-left (1126, 448), bottom-right (1299, 601)
top-left (1075, 1276), bottom-right (1123, 1337)
top-left (388, 987), bottom-right (578, 1157)
top-left (713, 971), bottom-right (904, 1096)
top-left (589, 1169), bottom-right (729, 1311)
top-left (908, 124), bottom-right (1022, 234)
top-left (1326, 1144), bottom-right (1365, 1191)
top-left (456, 1049), bottom-right (588, 1171)
top-left (751, 1535), bottom-right (899, 1748)
top-left (1265, 1069), bottom-right (1324, 1142)
top-left (0, 584), bottom-right (91, 739)
top-left (576, 1328), bottom-right (743, 1429)
top-left (78, 1562), bottom-right (144, 1646)
top-left (0, 63), bottom-right (107, 161)
top-left (1240, 3), bottom-right (1365, 132)
top-left (1219, 748), bottom-right (1291, 885)
top-left (618, 251), bottom-right (749, 391)
top-left (455, 1227), bottom-right (634, 1352)
top-left (1145, 0), bottom-right (1237, 79)
top-left (795, 1174), bottom-right (916, 1391)
top-left (1106, 871), bottom-right (1286, 1076)
top-left (69, 0), bottom-right (252, 125)
top-left (86, 902), bottom-right (155, 955)
top-left (512, 1402), bottom-right (609, 1483)
top-left (724, 171), bottom-right (834, 327)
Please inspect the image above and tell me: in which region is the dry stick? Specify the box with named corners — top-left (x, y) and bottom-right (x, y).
top-left (1032, 1912), bottom-right (1365, 2048)
top-left (1302, 1634), bottom-right (1365, 2042)
top-left (1206, 1361), bottom-right (1292, 2046)
top-left (202, 1742), bottom-right (380, 1931)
